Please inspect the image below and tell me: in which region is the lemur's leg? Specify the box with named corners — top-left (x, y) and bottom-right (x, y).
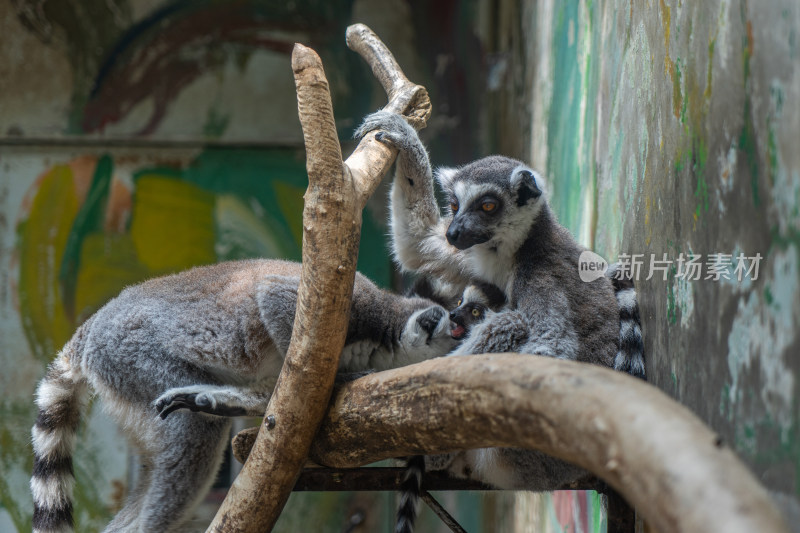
top-left (356, 112), bottom-right (468, 281)
top-left (113, 414), bottom-right (231, 532)
top-left (155, 385), bottom-right (270, 419)
top-left (256, 275), bottom-right (301, 355)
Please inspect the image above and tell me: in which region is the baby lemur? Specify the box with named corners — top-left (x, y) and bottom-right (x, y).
top-left (30, 259), bottom-right (456, 533)
top-left (355, 111), bottom-right (645, 523)
top-left (448, 281), bottom-right (508, 341)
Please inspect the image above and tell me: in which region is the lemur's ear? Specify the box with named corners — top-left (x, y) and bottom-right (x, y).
top-left (511, 167), bottom-right (542, 206)
top-left (435, 167), bottom-right (458, 190)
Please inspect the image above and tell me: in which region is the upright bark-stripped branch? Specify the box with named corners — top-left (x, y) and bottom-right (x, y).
top-left (207, 25), bottom-right (429, 532)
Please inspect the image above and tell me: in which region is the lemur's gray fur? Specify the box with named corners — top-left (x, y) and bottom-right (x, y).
top-left (356, 112), bottom-right (645, 497)
top-left (30, 259), bottom-right (456, 533)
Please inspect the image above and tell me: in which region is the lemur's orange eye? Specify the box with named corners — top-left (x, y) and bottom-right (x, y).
top-left (450, 201), bottom-right (459, 213)
top-left (471, 308), bottom-right (480, 317)
top-left (481, 201), bottom-right (497, 212)
top-left (457, 299), bottom-right (462, 306)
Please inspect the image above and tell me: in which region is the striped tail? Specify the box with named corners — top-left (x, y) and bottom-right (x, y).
top-left (31, 340), bottom-right (88, 533)
top-left (395, 455), bottom-right (425, 533)
top-left (606, 263), bottom-right (646, 380)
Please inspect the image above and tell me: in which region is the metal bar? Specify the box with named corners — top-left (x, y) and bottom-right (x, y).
top-left (419, 491), bottom-right (468, 533)
top-left (292, 467), bottom-right (494, 492)
top-left (291, 467), bottom-right (607, 492)
top-left (606, 487), bottom-right (636, 533)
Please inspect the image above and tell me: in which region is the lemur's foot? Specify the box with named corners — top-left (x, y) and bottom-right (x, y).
top-left (415, 306), bottom-right (448, 344)
top-left (155, 388), bottom-right (248, 419)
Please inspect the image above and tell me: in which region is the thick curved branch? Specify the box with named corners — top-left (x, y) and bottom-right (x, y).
top-left (208, 26), bottom-right (430, 533)
top-left (345, 23), bottom-right (431, 126)
top-left (234, 355), bottom-right (789, 533)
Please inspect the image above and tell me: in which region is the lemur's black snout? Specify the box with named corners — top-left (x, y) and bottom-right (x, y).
top-left (446, 225), bottom-right (461, 247)
top-left (446, 219), bottom-right (490, 250)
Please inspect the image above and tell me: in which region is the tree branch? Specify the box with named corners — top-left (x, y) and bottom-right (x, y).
top-left (207, 25), bottom-right (430, 532)
top-left (234, 355), bottom-right (789, 533)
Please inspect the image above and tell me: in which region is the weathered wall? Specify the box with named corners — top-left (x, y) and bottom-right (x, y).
top-left (7, 0), bottom-right (791, 531)
top-left (0, 1), bottom-right (495, 531)
top-left (491, 0), bottom-right (800, 527)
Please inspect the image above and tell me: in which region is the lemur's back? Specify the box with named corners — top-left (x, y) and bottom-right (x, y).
top-left (88, 259), bottom-right (299, 386)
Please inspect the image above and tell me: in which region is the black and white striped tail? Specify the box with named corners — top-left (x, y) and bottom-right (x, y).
top-left (31, 341), bottom-right (87, 533)
top-left (606, 264), bottom-right (646, 380)
top-left (396, 455), bottom-right (425, 533)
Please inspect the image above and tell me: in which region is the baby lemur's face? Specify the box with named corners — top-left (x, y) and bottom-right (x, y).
top-left (448, 282), bottom-right (508, 340)
top-left (435, 156), bottom-right (544, 251)
top-left (449, 297), bottom-right (489, 340)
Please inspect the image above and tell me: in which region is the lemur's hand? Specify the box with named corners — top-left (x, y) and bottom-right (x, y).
top-left (354, 110), bottom-right (418, 151)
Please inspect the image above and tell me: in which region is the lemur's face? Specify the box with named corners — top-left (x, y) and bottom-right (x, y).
top-left (449, 297), bottom-right (489, 340)
top-left (436, 156), bottom-right (544, 251)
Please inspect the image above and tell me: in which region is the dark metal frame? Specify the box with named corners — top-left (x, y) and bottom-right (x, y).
top-left (292, 467), bottom-right (635, 533)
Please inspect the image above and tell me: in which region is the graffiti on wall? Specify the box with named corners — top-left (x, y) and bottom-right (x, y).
top-left (4, 0), bottom-right (369, 142)
top-left (1, 147), bottom-right (393, 530)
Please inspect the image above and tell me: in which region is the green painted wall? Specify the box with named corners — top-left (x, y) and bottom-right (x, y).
top-left (496, 0), bottom-right (800, 527)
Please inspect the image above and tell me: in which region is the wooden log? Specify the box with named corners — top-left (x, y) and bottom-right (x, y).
top-left (233, 354), bottom-right (789, 533)
top-left (207, 25), bottom-right (430, 532)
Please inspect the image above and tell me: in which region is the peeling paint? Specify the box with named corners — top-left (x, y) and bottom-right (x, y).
top-left (727, 247), bottom-right (798, 430)
top-left (716, 143), bottom-right (737, 212)
top-left (672, 274), bottom-right (695, 329)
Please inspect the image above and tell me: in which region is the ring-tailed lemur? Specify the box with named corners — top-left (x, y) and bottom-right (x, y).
top-left (355, 111), bottom-right (645, 526)
top-left (396, 281), bottom-right (507, 533)
top-left (356, 110), bottom-right (644, 373)
top-left (30, 259), bottom-right (456, 533)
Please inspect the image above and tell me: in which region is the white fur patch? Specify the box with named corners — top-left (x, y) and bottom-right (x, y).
top-left (340, 339), bottom-right (380, 371)
top-left (615, 287), bottom-right (637, 311)
top-left (434, 167), bottom-right (459, 190)
top-left (619, 320), bottom-right (640, 342)
top-left (452, 182), bottom-right (499, 211)
top-left (86, 376), bottom-right (161, 453)
top-left (460, 285), bottom-right (487, 306)
top-left (30, 473), bottom-right (74, 509)
top-left (463, 448), bottom-right (517, 488)
top-left (463, 246), bottom-right (518, 292)
top-left (35, 381), bottom-right (73, 412)
top-left (31, 425), bottom-right (77, 460)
